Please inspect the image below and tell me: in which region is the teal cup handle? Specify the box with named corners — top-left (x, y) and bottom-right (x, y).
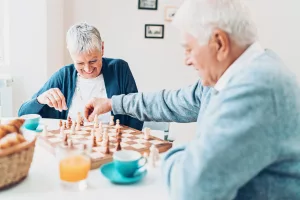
top-left (133, 157), bottom-right (147, 176)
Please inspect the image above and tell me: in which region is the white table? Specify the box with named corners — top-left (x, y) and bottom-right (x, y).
top-left (0, 118), bottom-right (169, 200)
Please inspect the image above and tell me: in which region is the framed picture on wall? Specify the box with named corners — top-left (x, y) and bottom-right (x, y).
top-left (165, 6), bottom-right (178, 22)
top-left (138, 0), bottom-right (158, 10)
top-left (145, 24), bottom-right (164, 39)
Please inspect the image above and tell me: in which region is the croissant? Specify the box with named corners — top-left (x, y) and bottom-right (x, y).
top-left (0, 133), bottom-right (26, 149)
top-left (0, 119), bottom-right (25, 140)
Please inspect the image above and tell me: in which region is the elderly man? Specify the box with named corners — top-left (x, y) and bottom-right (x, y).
top-left (18, 22), bottom-right (143, 130)
top-left (85, 0), bottom-right (300, 199)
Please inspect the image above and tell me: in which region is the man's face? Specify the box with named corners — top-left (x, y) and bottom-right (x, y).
top-left (182, 32), bottom-right (221, 86)
top-left (71, 47), bottom-right (104, 79)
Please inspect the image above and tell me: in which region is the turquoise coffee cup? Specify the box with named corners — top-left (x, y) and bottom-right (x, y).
top-left (20, 114), bottom-right (41, 131)
top-left (113, 150), bottom-right (147, 177)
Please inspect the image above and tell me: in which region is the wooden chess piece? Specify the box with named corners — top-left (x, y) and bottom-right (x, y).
top-left (67, 116), bottom-right (72, 128)
top-left (75, 121), bottom-right (81, 131)
top-left (59, 120), bottom-right (63, 127)
top-left (109, 116), bottom-right (114, 126)
top-left (64, 134), bottom-right (68, 146)
top-left (149, 145), bottom-right (159, 168)
top-left (115, 119), bottom-right (121, 129)
top-left (144, 127), bottom-right (151, 140)
top-left (93, 134), bottom-right (97, 147)
top-left (60, 126), bottom-right (65, 137)
top-left (105, 137), bottom-right (110, 154)
top-left (93, 114), bottom-right (98, 128)
top-left (115, 128), bottom-right (120, 138)
top-left (98, 121), bottom-right (103, 132)
top-left (68, 139), bottom-right (73, 148)
top-left (115, 135), bottom-right (122, 151)
top-left (63, 122), bottom-right (67, 129)
top-left (96, 134), bottom-right (103, 142)
top-left (80, 118), bottom-right (84, 126)
top-left (70, 123), bottom-right (76, 135)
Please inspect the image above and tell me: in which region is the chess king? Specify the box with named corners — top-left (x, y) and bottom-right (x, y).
top-left (18, 22), bottom-right (143, 130)
top-left (83, 0), bottom-right (300, 199)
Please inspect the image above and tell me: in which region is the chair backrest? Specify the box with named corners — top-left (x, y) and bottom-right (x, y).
top-left (143, 121), bottom-right (170, 132)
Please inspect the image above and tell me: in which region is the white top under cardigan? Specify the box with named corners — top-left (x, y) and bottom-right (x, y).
top-left (68, 74), bottom-right (111, 123)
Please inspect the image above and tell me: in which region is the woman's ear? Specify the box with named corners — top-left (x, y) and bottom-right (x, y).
top-left (101, 41), bottom-right (105, 56)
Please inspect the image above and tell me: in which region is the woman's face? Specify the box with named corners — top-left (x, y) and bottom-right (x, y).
top-left (71, 48), bottom-right (104, 79)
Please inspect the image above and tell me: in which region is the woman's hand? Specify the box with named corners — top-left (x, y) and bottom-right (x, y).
top-left (37, 88), bottom-right (68, 112)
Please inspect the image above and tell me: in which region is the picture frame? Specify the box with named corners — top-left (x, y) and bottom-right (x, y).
top-left (145, 24), bottom-right (164, 39)
top-left (165, 6), bottom-right (178, 22)
top-left (138, 0), bottom-right (158, 10)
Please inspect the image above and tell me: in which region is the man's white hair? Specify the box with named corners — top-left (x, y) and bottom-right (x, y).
top-left (173, 0), bottom-right (257, 46)
top-left (66, 22), bottom-right (102, 54)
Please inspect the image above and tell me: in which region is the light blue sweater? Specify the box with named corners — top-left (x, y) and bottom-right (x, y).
top-left (112, 50), bottom-right (300, 200)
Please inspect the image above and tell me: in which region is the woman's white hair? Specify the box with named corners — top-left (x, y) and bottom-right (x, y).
top-left (173, 0), bottom-right (258, 46)
top-left (66, 22), bottom-right (102, 54)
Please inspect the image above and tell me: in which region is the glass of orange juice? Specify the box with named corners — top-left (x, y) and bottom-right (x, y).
top-left (55, 143), bottom-right (91, 191)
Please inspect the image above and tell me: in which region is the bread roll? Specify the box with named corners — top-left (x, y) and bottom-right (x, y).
top-left (0, 119), bottom-right (25, 140)
top-left (0, 133), bottom-right (26, 149)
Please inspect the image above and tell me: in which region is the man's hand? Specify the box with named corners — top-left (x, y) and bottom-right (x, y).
top-left (37, 88), bottom-right (67, 112)
top-left (84, 97), bottom-right (112, 122)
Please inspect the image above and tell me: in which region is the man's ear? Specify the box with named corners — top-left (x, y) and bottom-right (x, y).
top-left (210, 29), bottom-right (230, 62)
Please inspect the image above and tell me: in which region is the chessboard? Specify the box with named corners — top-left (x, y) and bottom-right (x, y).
top-left (38, 117), bottom-right (173, 170)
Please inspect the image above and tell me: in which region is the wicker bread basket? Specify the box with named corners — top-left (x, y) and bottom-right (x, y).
top-left (0, 125), bottom-right (37, 190)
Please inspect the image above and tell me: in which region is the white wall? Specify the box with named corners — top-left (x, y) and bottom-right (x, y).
top-left (7, 0), bottom-right (48, 115)
top-left (2, 0), bottom-right (300, 142)
top-left (245, 0), bottom-right (300, 77)
top-left (64, 0), bottom-right (198, 140)
top-left (2, 0), bottom-right (65, 115)
top-left (46, 0), bottom-right (65, 76)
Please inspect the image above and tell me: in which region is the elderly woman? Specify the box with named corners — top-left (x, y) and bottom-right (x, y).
top-left (18, 22), bottom-right (143, 130)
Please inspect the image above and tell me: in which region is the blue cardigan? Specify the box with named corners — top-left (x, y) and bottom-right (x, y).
top-left (18, 58), bottom-right (144, 130)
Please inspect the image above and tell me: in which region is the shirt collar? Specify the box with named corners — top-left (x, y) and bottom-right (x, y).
top-left (214, 42), bottom-right (265, 92)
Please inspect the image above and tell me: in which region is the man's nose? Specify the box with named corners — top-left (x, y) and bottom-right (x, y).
top-left (185, 57), bottom-right (193, 66)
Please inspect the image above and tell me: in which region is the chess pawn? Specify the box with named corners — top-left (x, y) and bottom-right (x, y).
top-left (103, 128), bottom-right (108, 139)
top-left (105, 137), bottom-right (110, 154)
top-left (90, 128), bottom-right (95, 136)
top-left (115, 136), bottom-right (122, 151)
top-left (59, 120), bottom-right (63, 127)
top-left (80, 117), bottom-right (84, 126)
top-left (101, 137), bottom-right (107, 146)
top-left (75, 120), bottom-right (81, 131)
top-left (101, 129), bottom-right (108, 146)
top-left (115, 128), bottom-right (121, 138)
top-left (93, 134), bottom-right (97, 147)
top-left (68, 139), bottom-right (73, 148)
top-left (109, 116), bottom-right (114, 126)
top-left (67, 116), bottom-right (72, 128)
top-left (97, 125), bottom-right (103, 136)
top-left (60, 126), bottom-right (65, 137)
top-left (63, 122), bottom-right (67, 129)
top-left (98, 121), bottom-right (103, 131)
top-left (77, 112), bottom-right (81, 122)
top-left (64, 134), bottom-right (68, 146)
top-left (70, 123), bottom-right (76, 135)
top-left (149, 145), bottom-right (159, 168)
top-left (42, 125), bottom-right (48, 137)
top-left (96, 134), bottom-right (103, 142)
top-left (93, 114), bottom-right (98, 128)
top-left (115, 119), bottom-right (121, 129)
top-left (144, 127), bottom-right (151, 140)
